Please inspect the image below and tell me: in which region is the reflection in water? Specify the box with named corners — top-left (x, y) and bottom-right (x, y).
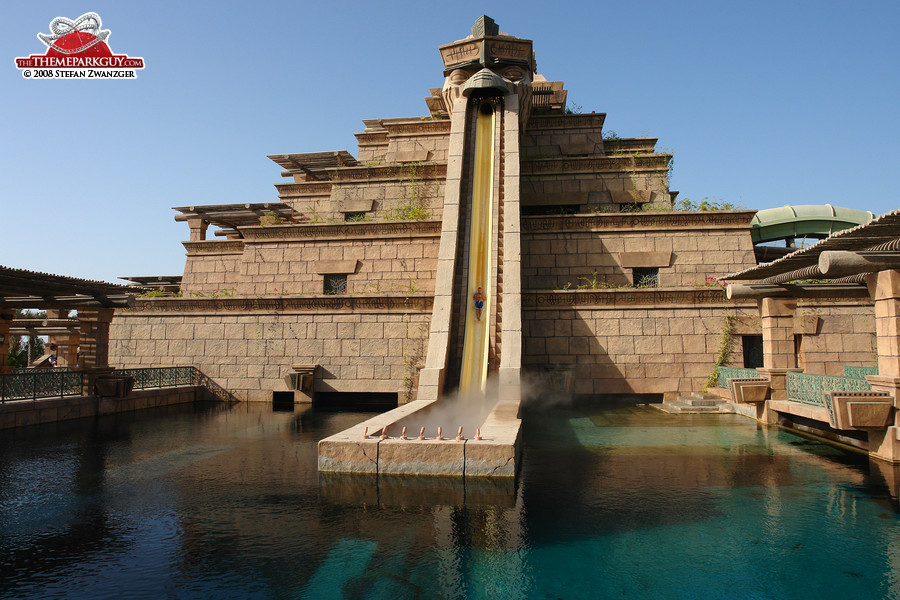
top-left (1, 402), bottom-right (900, 599)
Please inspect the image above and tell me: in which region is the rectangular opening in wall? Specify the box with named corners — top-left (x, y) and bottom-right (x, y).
top-left (742, 335), bottom-right (764, 368)
top-left (314, 392), bottom-right (398, 410)
top-left (632, 267), bottom-right (659, 288)
top-left (344, 212), bottom-right (367, 222)
top-left (272, 391), bottom-right (295, 412)
top-left (323, 274), bottom-right (347, 295)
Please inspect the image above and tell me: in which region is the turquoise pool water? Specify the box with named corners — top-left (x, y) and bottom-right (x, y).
top-left (2, 401), bottom-right (899, 599)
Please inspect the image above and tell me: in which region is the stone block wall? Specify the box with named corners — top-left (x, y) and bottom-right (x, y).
top-left (794, 300), bottom-right (876, 375)
top-left (523, 302), bottom-right (738, 395)
top-left (109, 306), bottom-right (431, 402)
top-left (356, 118), bottom-right (451, 165)
top-left (179, 226), bottom-right (440, 297)
top-left (521, 213), bottom-right (757, 290)
top-left (521, 293), bottom-right (876, 397)
top-left (181, 242), bottom-right (244, 293)
top-left (522, 114), bottom-right (606, 158)
top-left (327, 175), bottom-right (446, 221)
top-left (236, 238), bottom-right (438, 296)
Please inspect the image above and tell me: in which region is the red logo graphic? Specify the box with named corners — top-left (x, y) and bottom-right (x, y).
top-left (15, 12), bottom-right (144, 78)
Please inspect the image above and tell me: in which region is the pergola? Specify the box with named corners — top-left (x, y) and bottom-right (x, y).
top-left (721, 210), bottom-right (900, 461)
top-left (173, 202), bottom-right (299, 240)
top-left (0, 266), bottom-right (142, 388)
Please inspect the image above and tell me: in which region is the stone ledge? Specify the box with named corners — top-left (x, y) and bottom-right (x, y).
top-left (523, 287), bottom-right (737, 308)
top-left (522, 211), bottom-right (757, 233)
top-left (240, 220), bottom-right (441, 242)
top-left (522, 154), bottom-right (669, 176)
top-left (126, 295), bottom-right (434, 314)
top-left (182, 240), bottom-right (245, 254)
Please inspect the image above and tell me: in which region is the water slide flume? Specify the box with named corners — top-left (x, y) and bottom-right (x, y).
top-left (318, 95), bottom-right (521, 478)
top-left (459, 102), bottom-right (494, 395)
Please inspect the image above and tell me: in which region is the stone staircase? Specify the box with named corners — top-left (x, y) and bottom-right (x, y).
top-left (659, 392), bottom-right (734, 414)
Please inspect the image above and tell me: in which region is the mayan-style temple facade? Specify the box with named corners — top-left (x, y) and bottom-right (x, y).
top-left (108, 17), bottom-right (874, 415)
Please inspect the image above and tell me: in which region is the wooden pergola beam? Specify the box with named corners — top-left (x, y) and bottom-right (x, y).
top-left (0, 294), bottom-right (135, 309)
top-left (819, 250), bottom-right (900, 278)
top-left (726, 282), bottom-right (871, 301)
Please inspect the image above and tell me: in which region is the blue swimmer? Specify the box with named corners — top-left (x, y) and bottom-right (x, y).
top-left (473, 287), bottom-right (486, 321)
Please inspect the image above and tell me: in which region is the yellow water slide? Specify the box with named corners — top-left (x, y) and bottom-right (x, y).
top-left (458, 102), bottom-right (494, 395)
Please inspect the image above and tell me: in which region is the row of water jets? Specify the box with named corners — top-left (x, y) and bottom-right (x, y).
top-left (362, 425), bottom-right (482, 441)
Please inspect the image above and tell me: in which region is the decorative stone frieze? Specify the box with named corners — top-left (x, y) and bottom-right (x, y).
top-left (328, 163), bottom-right (447, 183)
top-left (183, 240), bottom-right (244, 254)
top-left (526, 114), bottom-right (606, 130)
top-left (523, 288), bottom-right (730, 308)
top-left (240, 221), bottom-right (441, 241)
top-left (125, 295), bottom-right (433, 314)
top-left (522, 211), bottom-right (757, 232)
top-left (522, 155), bottom-right (669, 175)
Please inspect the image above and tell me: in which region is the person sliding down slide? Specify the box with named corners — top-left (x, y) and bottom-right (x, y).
top-left (473, 287), bottom-right (486, 321)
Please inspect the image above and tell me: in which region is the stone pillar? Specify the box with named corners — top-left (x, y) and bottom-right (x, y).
top-left (186, 217), bottom-right (209, 241)
top-left (866, 270), bottom-right (900, 462)
top-left (77, 309), bottom-right (115, 395)
top-left (0, 309), bottom-right (13, 374)
top-left (760, 297), bottom-right (796, 369)
top-left (47, 309), bottom-right (78, 367)
top-left (756, 297), bottom-right (801, 405)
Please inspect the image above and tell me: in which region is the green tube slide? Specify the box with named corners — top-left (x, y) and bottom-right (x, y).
top-left (750, 204), bottom-right (874, 244)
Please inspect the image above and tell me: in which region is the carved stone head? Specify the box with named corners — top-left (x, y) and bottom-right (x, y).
top-left (438, 16), bottom-right (534, 123)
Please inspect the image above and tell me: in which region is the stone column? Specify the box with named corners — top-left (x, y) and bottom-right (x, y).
top-left (186, 217), bottom-right (209, 241)
top-left (756, 297), bottom-right (801, 404)
top-left (866, 270), bottom-right (900, 462)
top-left (77, 309), bottom-right (115, 395)
top-left (0, 309), bottom-right (13, 374)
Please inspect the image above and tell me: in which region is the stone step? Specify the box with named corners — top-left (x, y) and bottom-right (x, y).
top-left (682, 399), bottom-right (720, 407)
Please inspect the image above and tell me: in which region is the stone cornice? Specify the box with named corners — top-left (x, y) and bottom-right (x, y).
top-left (603, 138), bottom-right (659, 153)
top-left (240, 220), bottom-right (441, 242)
top-left (126, 295), bottom-right (433, 315)
top-left (380, 119), bottom-right (451, 136)
top-left (274, 182), bottom-right (333, 195)
top-left (329, 163), bottom-right (447, 183)
top-left (523, 287), bottom-right (741, 309)
top-left (526, 114), bottom-right (606, 130)
top-left (182, 240), bottom-right (244, 254)
top-left (522, 211), bottom-right (757, 233)
top-left (523, 155), bottom-right (669, 176)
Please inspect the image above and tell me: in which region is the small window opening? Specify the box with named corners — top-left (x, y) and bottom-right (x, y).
top-left (632, 267), bottom-right (659, 288)
top-left (344, 212), bottom-right (366, 222)
top-left (742, 335), bottom-right (763, 368)
top-left (324, 274), bottom-right (347, 295)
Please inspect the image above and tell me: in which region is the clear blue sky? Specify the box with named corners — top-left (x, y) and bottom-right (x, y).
top-left (3, 1), bottom-right (898, 283)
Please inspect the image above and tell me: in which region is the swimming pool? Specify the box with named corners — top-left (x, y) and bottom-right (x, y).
top-left (1, 401), bottom-right (898, 599)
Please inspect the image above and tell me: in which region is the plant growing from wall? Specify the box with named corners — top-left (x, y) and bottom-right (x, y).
top-left (380, 162), bottom-right (432, 221)
top-left (705, 313), bottom-right (737, 390)
top-left (259, 212), bottom-right (286, 227)
top-left (674, 197), bottom-right (743, 211)
top-left (401, 315), bottom-right (425, 404)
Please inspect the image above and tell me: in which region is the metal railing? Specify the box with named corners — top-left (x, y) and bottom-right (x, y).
top-left (786, 372), bottom-right (872, 406)
top-left (0, 370), bottom-right (84, 403)
top-left (717, 366), bottom-right (760, 388)
top-left (1, 366), bottom-right (198, 403)
top-left (111, 366), bottom-right (196, 390)
top-left (843, 366), bottom-right (878, 379)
